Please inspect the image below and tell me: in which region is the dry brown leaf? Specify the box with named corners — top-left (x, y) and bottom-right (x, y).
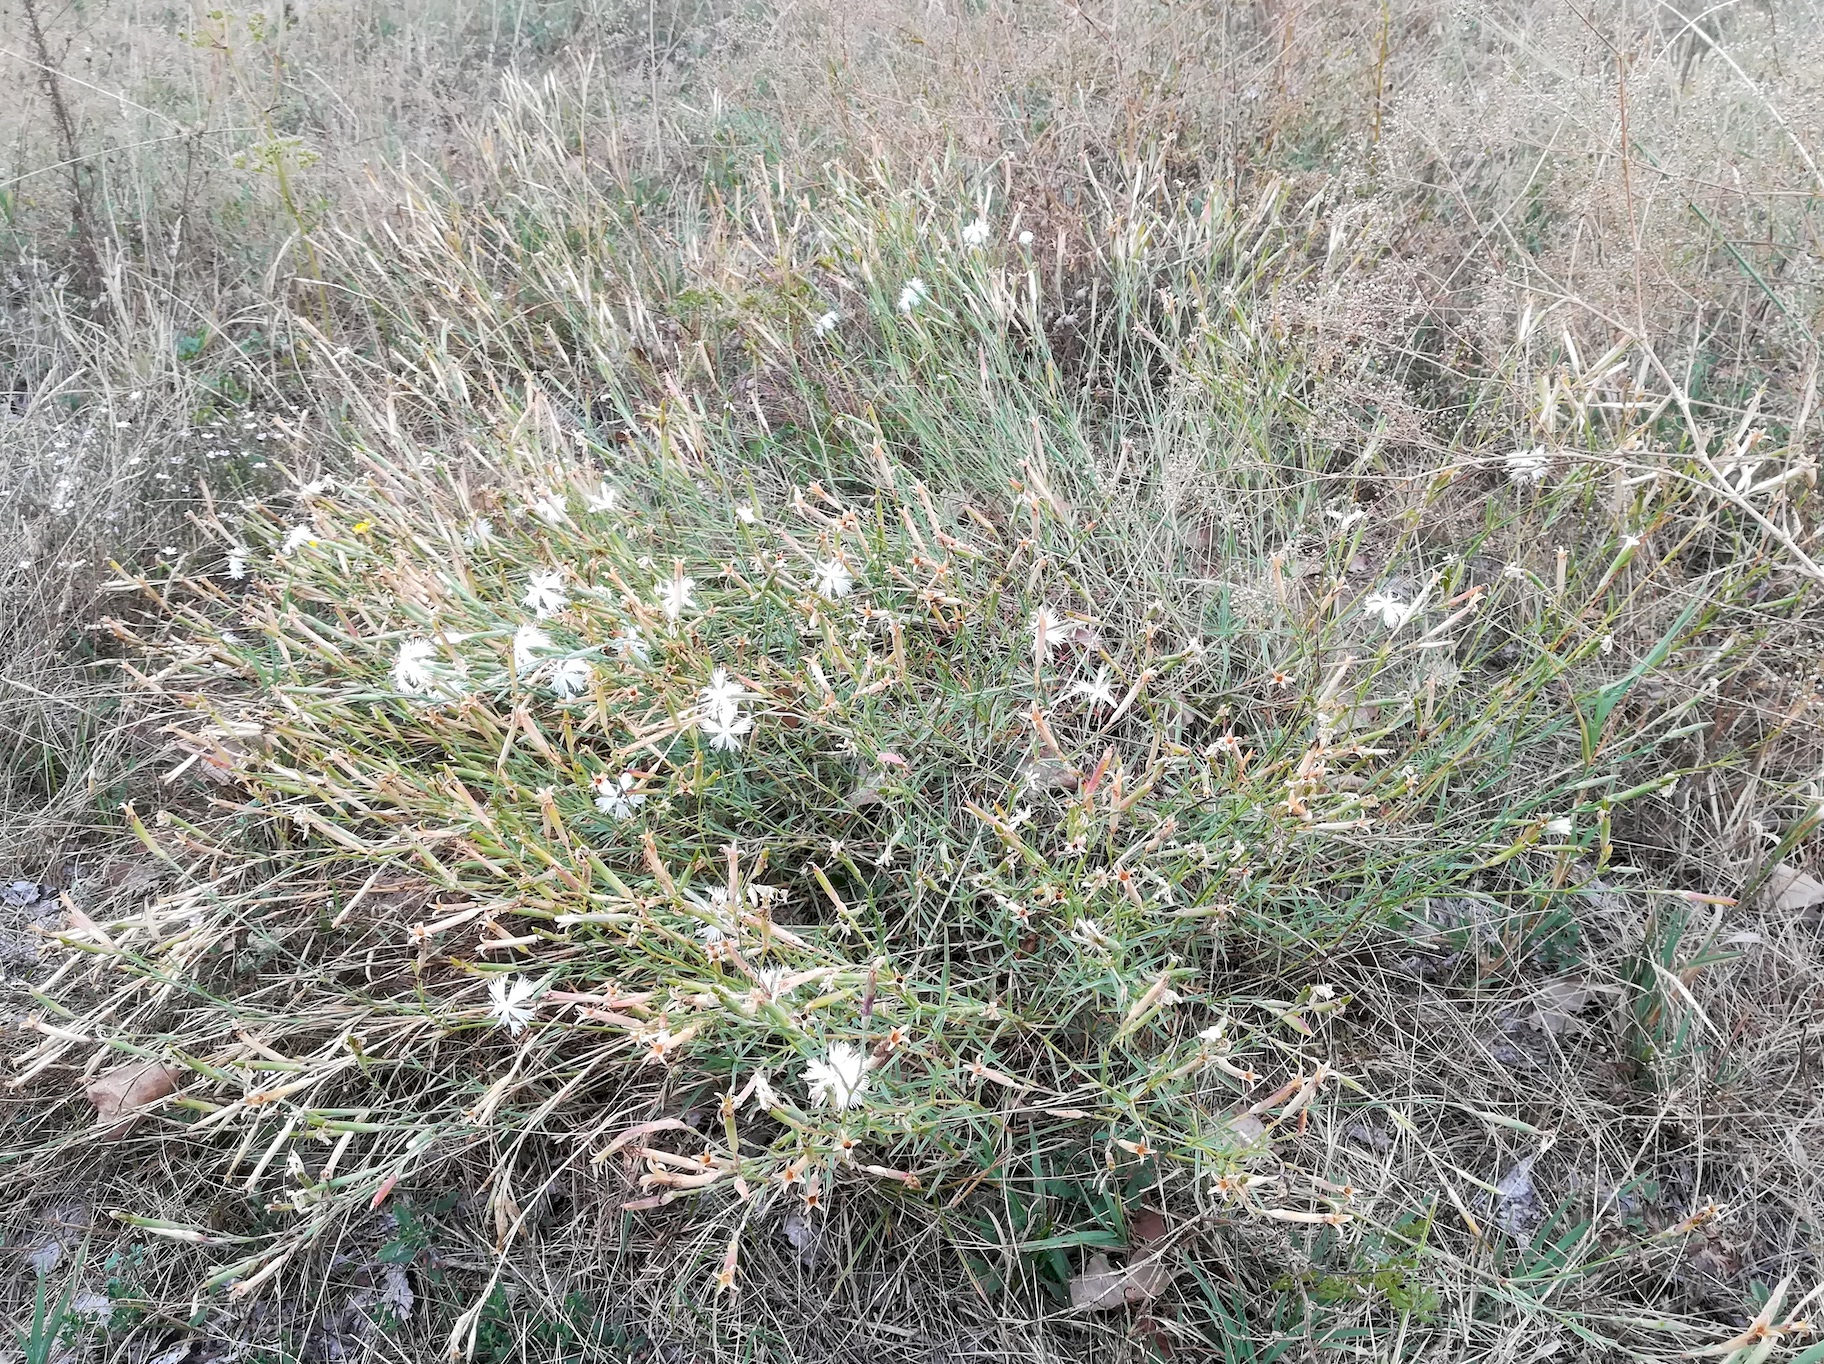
top-left (1017, 755), bottom-right (1081, 793)
top-left (1225, 1112), bottom-right (1268, 1146)
top-left (84, 1060), bottom-right (181, 1140)
top-left (1069, 1249), bottom-right (1179, 1311)
top-left (1766, 863), bottom-right (1824, 914)
top-left (1491, 1154), bottom-right (1542, 1235)
top-left (780, 1208), bottom-right (822, 1267)
top-left (845, 769), bottom-right (887, 809)
top-left (1526, 978), bottom-right (1612, 1036)
top-left (1130, 1208), bottom-right (1170, 1246)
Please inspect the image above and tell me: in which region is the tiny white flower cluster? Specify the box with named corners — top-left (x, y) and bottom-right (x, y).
top-left (699, 665), bottom-right (754, 752)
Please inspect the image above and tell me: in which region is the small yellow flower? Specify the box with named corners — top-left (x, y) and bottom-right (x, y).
top-left (352, 520), bottom-right (373, 534)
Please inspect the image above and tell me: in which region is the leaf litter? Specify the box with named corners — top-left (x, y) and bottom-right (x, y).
top-left (1069, 1208), bottom-right (1179, 1311)
top-left (1766, 863), bottom-right (1824, 918)
top-left (84, 1059), bottom-right (183, 1140)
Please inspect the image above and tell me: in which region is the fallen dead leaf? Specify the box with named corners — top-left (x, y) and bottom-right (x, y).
top-left (1765, 863), bottom-right (1824, 915)
top-left (1491, 1154), bottom-right (1542, 1236)
top-left (1069, 1249), bottom-right (1179, 1311)
top-left (1526, 978), bottom-right (1613, 1036)
top-left (144, 1338), bottom-right (199, 1364)
top-left (1016, 755), bottom-right (1081, 793)
top-left (3, 879), bottom-right (48, 908)
top-left (845, 768), bottom-right (888, 809)
top-left (1130, 1208), bottom-right (1169, 1246)
top-left (1225, 1112), bottom-right (1268, 1146)
top-left (381, 1263), bottom-right (415, 1320)
top-left (84, 1060), bottom-right (182, 1140)
top-left (1685, 1234), bottom-right (1743, 1281)
top-left (780, 1208), bottom-right (822, 1267)
top-left (24, 1237), bottom-right (62, 1274)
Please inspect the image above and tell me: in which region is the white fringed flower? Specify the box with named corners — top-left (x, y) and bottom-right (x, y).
top-left (1068, 665), bottom-right (1117, 710)
top-left (1070, 918), bottom-right (1114, 952)
top-left (614, 627), bottom-right (651, 663)
top-left (592, 770), bottom-right (646, 819)
top-left (548, 656), bottom-right (593, 698)
top-left (803, 1043), bottom-right (869, 1110)
top-left (896, 279), bottom-right (928, 314)
top-left (658, 576), bottom-right (697, 622)
top-left (1362, 590), bottom-right (1414, 631)
top-left (813, 559), bottom-right (854, 600)
top-left (702, 709), bottom-right (754, 752)
top-left (487, 975), bottom-right (537, 1035)
top-left (523, 570), bottom-right (569, 619)
top-left (700, 666), bottom-right (747, 721)
top-left (960, 218), bottom-right (991, 248)
top-left (1031, 605), bottom-right (1066, 660)
top-left (527, 493), bottom-right (570, 525)
top-left (1505, 447), bottom-right (1551, 486)
top-left (747, 1070), bottom-right (779, 1110)
top-left (392, 639), bottom-right (439, 694)
top-left (512, 624), bottom-right (553, 674)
